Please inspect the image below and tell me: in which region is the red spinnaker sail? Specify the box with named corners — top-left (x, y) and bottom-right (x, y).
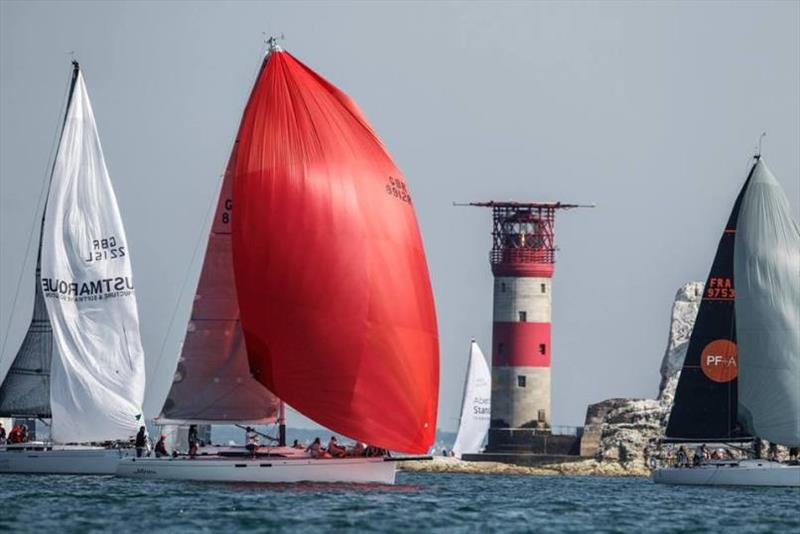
top-left (231, 50), bottom-right (439, 453)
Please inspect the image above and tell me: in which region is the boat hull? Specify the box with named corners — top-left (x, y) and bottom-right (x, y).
top-left (0, 445), bottom-right (129, 475)
top-left (116, 455), bottom-right (397, 484)
top-left (652, 460), bottom-right (800, 487)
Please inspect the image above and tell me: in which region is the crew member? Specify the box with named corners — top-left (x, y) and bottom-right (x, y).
top-left (188, 424), bottom-right (199, 458)
top-left (327, 436), bottom-right (346, 458)
top-left (135, 426), bottom-right (147, 458)
top-left (245, 427), bottom-right (259, 458)
top-left (306, 437), bottom-right (325, 458)
top-left (154, 435), bottom-right (169, 458)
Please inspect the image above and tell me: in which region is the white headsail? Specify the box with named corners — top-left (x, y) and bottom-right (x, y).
top-left (41, 67), bottom-right (146, 443)
top-left (451, 340), bottom-right (491, 457)
top-left (734, 158), bottom-right (800, 447)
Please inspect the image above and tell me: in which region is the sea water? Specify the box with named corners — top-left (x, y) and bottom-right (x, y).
top-left (1, 472), bottom-right (797, 532)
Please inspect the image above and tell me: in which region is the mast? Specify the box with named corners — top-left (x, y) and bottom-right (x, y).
top-left (278, 401), bottom-right (286, 447)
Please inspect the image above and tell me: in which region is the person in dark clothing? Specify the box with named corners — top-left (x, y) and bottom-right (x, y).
top-left (135, 426), bottom-right (147, 458)
top-left (188, 425), bottom-right (199, 458)
top-left (767, 442), bottom-right (779, 461)
top-left (154, 435), bottom-right (169, 458)
top-left (753, 437), bottom-right (763, 459)
top-left (0, 422), bottom-right (5, 444)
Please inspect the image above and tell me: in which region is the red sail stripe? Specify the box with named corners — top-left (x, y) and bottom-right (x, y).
top-left (231, 51), bottom-right (439, 453)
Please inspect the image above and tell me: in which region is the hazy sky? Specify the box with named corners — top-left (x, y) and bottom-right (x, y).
top-left (1, 1), bottom-right (798, 432)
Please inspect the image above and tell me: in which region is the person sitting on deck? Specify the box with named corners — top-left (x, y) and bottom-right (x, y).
top-left (365, 445), bottom-right (391, 458)
top-left (789, 447), bottom-right (799, 464)
top-left (7, 425), bottom-right (20, 444)
top-left (135, 426), bottom-right (147, 458)
top-left (767, 442), bottom-right (779, 461)
top-left (327, 436), bottom-right (346, 458)
top-left (347, 442), bottom-right (366, 457)
top-left (306, 437), bottom-right (328, 459)
top-left (675, 446), bottom-right (688, 468)
top-left (245, 427), bottom-right (259, 458)
top-left (291, 439), bottom-right (305, 450)
top-left (0, 422), bottom-right (5, 444)
top-left (188, 424), bottom-right (199, 458)
top-left (154, 435), bottom-right (169, 458)
top-left (19, 424), bottom-right (29, 443)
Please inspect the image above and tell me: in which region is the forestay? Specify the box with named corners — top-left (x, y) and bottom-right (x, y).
top-left (42, 67), bottom-right (146, 443)
top-left (451, 341), bottom-right (491, 457)
top-left (734, 159), bottom-right (800, 447)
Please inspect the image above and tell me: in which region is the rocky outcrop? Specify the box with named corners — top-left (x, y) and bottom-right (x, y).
top-left (657, 281), bottom-right (704, 404)
top-left (399, 456), bottom-right (649, 477)
top-left (580, 282), bottom-right (703, 470)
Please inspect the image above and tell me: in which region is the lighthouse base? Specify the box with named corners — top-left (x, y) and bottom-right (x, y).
top-left (462, 428), bottom-right (585, 466)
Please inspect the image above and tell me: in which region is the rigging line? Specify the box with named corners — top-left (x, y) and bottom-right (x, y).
top-left (148, 42), bottom-right (278, 392)
top-left (0, 67), bottom-right (72, 362)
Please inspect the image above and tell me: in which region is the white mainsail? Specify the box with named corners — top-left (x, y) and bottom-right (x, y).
top-left (734, 158), bottom-right (800, 447)
top-left (41, 67), bottom-right (146, 443)
top-left (451, 340), bottom-right (491, 457)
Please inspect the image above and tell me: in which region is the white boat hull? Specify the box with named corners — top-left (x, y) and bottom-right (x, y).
top-left (0, 444), bottom-right (130, 475)
top-left (653, 460), bottom-right (800, 487)
top-left (116, 455), bottom-right (397, 484)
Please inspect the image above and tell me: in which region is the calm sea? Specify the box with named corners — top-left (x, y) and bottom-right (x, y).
top-left (1, 472), bottom-right (797, 532)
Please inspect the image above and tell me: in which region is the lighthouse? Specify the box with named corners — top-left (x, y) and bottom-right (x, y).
top-left (461, 201), bottom-right (591, 451)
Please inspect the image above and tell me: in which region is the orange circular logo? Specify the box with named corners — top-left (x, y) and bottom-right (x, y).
top-left (700, 339), bottom-right (738, 383)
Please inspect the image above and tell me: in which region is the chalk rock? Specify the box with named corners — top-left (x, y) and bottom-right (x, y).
top-left (581, 282), bottom-right (703, 470)
top-left (658, 282), bottom-right (703, 404)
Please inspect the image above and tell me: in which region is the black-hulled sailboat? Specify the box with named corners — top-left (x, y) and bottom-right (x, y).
top-left (653, 154), bottom-right (799, 486)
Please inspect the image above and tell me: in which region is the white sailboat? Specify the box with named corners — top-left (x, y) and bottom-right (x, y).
top-left (116, 40), bottom-right (439, 484)
top-left (451, 340), bottom-right (491, 458)
top-left (653, 155), bottom-right (800, 487)
top-left (0, 62), bottom-right (147, 474)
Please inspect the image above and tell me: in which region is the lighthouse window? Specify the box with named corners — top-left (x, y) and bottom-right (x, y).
top-left (500, 282), bottom-right (507, 292)
top-left (539, 343), bottom-right (546, 355)
top-left (518, 311), bottom-right (527, 322)
top-left (540, 283), bottom-right (546, 294)
top-left (517, 375), bottom-right (526, 388)
top-left (498, 343), bottom-right (505, 355)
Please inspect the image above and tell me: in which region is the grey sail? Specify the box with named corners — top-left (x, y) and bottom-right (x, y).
top-left (0, 256), bottom-right (53, 418)
top-left (734, 158), bottom-right (800, 447)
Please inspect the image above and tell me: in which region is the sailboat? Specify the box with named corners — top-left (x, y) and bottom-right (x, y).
top-left (653, 155), bottom-right (800, 487)
top-left (451, 340), bottom-right (491, 458)
top-left (0, 62), bottom-right (148, 474)
top-left (116, 40), bottom-right (439, 484)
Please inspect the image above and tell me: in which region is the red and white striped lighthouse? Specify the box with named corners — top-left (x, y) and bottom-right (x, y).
top-left (463, 201), bottom-right (590, 444)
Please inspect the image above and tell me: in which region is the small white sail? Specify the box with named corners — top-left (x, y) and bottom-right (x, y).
top-left (734, 159), bottom-right (800, 447)
top-left (41, 69), bottom-right (146, 443)
top-left (451, 340), bottom-right (491, 457)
